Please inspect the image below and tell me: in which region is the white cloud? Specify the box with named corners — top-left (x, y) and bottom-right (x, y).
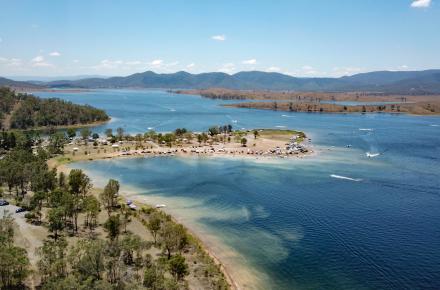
top-left (0, 57), bottom-right (22, 67)
top-left (211, 34), bottom-right (226, 41)
top-left (30, 55), bottom-right (53, 67)
top-left (411, 0), bottom-right (431, 8)
top-left (242, 59), bottom-right (257, 65)
top-left (399, 65), bottom-right (409, 70)
top-left (186, 63), bottom-right (195, 69)
top-left (218, 63), bottom-right (235, 74)
top-left (0, 37), bottom-right (2, 43)
top-left (331, 66), bottom-right (363, 76)
top-left (32, 55), bottom-right (45, 63)
top-left (73, 59), bottom-right (79, 63)
top-left (49, 51), bottom-right (61, 57)
top-left (33, 62), bottom-right (53, 67)
top-left (266, 66), bottom-right (281, 72)
top-left (151, 59), bottom-right (163, 66)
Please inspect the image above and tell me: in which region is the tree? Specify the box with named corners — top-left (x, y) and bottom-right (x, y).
top-left (83, 195), bottom-right (100, 232)
top-left (120, 233), bottom-right (144, 265)
top-left (174, 128), bottom-right (187, 136)
top-left (68, 169), bottom-right (92, 233)
top-left (168, 254), bottom-right (189, 281)
top-left (100, 179), bottom-right (120, 215)
top-left (147, 212), bottom-right (162, 245)
top-left (66, 128), bottom-right (76, 139)
top-left (208, 126), bottom-right (219, 136)
top-left (0, 213), bottom-right (30, 288)
top-left (92, 133), bottom-right (99, 139)
top-left (80, 128), bottom-right (92, 143)
top-left (58, 171), bottom-right (66, 189)
top-left (253, 130), bottom-right (259, 139)
top-left (159, 221), bottom-right (188, 259)
top-left (69, 169), bottom-right (92, 197)
top-left (30, 191), bottom-right (46, 222)
top-left (48, 132), bottom-right (66, 155)
top-left (0, 244), bottom-right (30, 288)
top-left (241, 137), bottom-right (247, 147)
top-left (48, 207), bottom-right (65, 240)
top-left (119, 204), bottom-right (131, 233)
top-left (116, 127), bottom-right (124, 140)
top-left (105, 128), bottom-right (113, 138)
top-left (143, 263), bottom-right (165, 289)
top-left (69, 239), bottom-right (106, 281)
top-left (104, 214), bottom-right (121, 241)
top-left (37, 238), bottom-right (68, 283)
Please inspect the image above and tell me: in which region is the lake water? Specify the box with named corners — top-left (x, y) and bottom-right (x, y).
top-left (37, 89), bottom-right (440, 290)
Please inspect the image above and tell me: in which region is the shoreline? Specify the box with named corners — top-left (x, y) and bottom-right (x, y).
top-left (7, 118), bottom-right (111, 133)
top-left (47, 129), bottom-right (313, 289)
top-left (55, 161), bottom-right (242, 289)
top-left (51, 144), bottom-right (315, 290)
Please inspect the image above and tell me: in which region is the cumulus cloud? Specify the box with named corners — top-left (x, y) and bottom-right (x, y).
top-left (218, 63), bottom-right (235, 74)
top-left (49, 51), bottom-right (61, 57)
top-left (242, 59), bottom-right (257, 65)
top-left (0, 57), bottom-right (22, 67)
top-left (151, 59), bottom-right (163, 66)
top-left (411, 0), bottom-right (431, 8)
top-left (32, 56), bottom-right (44, 63)
top-left (266, 66), bottom-right (281, 72)
top-left (331, 66), bottom-right (363, 76)
top-left (31, 55), bottom-right (53, 67)
top-left (301, 65), bottom-right (319, 75)
top-left (211, 34), bottom-right (226, 41)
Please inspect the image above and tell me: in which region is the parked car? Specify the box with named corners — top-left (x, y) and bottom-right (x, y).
top-left (15, 207), bottom-right (26, 213)
top-left (0, 200), bottom-right (9, 206)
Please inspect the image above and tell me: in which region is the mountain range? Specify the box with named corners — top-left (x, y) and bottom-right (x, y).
top-left (2, 69), bottom-right (440, 94)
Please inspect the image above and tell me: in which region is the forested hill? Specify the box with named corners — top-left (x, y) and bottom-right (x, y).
top-left (0, 87), bottom-right (109, 130)
top-left (40, 69), bottom-right (440, 94)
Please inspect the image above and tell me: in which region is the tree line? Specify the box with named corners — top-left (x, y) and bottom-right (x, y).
top-left (0, 87), bottom-right (109, 130)
top-left (0, 129), bottom-right (229, 289)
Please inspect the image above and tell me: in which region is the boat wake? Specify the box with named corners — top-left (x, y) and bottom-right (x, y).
top-left (359, 128), bottom-right (374, 131)
top-left (430, 124), bottom-right (439, 127)
top-left (330, 174), bottom-right (362, 182)
top-left (366, 152), bottom-right (380, 158)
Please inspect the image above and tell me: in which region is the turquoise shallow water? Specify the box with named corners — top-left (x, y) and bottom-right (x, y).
top-left (38, 90), bottom-right (440, 289)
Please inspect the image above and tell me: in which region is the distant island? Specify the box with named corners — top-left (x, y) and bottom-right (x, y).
top-left (0, 87), bottom-right (109, 130)
top-left (177, 88), bottom-right (440, 115)
top-left (2, 69), bottom-right (440, 94)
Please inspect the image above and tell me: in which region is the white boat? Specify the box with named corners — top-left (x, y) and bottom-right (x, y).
top-left (155, 204), bottom-right (166, 208)
top-left (128, 204), bottom-right (137, 210)
top-left (366, 152), bottom-right (380, 158)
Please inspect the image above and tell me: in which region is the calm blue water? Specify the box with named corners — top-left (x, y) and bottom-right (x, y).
top-left (37, 90), bottom-right (440, 290)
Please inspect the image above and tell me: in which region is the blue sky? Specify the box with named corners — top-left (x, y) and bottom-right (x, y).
top-left (0, 0), bottom-right (438, 77)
